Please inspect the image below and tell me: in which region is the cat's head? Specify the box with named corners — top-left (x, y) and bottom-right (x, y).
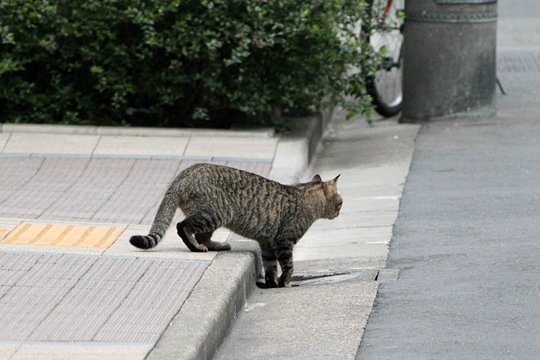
top-left (312, 174), bottom-right (343, 219)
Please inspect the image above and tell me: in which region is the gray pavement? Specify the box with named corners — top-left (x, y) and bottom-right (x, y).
top-left (357, 1), bottom-right (540, 359)
top-left (0, 126), bottom-right (279, 359)
top-left (1, 1), bottom-right (534, 359)
top-left (214, 115), bottom-right (420, 360)
top-left (0, 107), bottom-right (419, 360)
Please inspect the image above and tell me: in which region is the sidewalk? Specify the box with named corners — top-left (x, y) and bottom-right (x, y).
top-left (0, 110), bottom-right (419, 359)
top-left (0, 125), bottom-right (279, 359)
top-left (214, 112), bottom-right (419, 360)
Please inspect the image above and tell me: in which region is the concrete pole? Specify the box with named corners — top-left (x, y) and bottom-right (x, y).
top-left (401, 0), bottom-right (498, 122)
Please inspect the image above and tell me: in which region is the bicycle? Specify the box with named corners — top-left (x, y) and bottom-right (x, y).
top-left (365, 0), bottom-right (405, 118)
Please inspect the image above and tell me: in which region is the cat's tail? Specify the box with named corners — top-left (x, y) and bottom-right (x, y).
top-left (130, 188), bottom-right (179, 250)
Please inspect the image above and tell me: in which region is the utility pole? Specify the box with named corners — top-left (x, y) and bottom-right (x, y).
top-left (401, 0), bottom-right (498, 122)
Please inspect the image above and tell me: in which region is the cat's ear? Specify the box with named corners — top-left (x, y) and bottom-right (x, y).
top-left (312, 174), bottom-right (322, 183)
top-left (332, 174), bottom-right (341, 183)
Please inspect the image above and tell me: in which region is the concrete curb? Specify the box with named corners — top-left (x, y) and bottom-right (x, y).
top-left (147, 253), bottom-right (258, 360)
top-left (0, 123), bottom-right (275, 138)
top-left (145, 108), bottom-right (338, 360)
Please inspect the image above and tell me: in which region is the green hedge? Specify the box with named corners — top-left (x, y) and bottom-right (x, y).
top-left (0, 0), bottom-right (377, 128)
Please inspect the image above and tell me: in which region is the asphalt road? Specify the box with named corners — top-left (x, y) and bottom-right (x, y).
top-left (357, 1), bottom-right (540, 359)
top-left (357, 110), bottom-right (540, 360)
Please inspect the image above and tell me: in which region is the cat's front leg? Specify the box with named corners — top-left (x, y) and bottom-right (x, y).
top-left (260, 244), bottom-right (278, 288)
top-left (277, 245), bottom-right (294, 288)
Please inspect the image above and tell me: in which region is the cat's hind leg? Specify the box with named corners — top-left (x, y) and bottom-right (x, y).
top-left (177, 212), bottom-right (222, 252)
top-left (177, 222), bottom-right (207, 252)
top-left (195, 232), bottom-right (231, 251)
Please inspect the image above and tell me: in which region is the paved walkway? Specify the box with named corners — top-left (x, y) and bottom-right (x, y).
top-left (0, 111), bottom-right (420, 360)
top-left (0, 127), bottom-right (276, 359)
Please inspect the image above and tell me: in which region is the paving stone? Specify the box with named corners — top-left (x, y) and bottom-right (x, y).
top-left (1, 124), bottom-right (98, 135)
top-left (0, 157), bottom-right (272, 226)
top-left (3, 133), bottom-right (99, 155)
top-left (294, 242), bottom-right (388, 261)
top-left (184, 137), bottom-right (278, 160)
top-left (11, 342), bottom-right (152, 360)
top-left (0, 157), bottom-right (45, 203)
top-left (93, 136), bottom-right (189, 157)
top-left (0, 343), bottom-right (19, 359)
top-left (0, 252), bottom-right (209, 344)
top-left (0, 134), bottom-right (9, 152)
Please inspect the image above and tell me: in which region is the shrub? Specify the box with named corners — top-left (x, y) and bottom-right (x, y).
top-left (0, 0), bottom-right (377, 127)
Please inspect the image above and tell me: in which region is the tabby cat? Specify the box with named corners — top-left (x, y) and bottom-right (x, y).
top-left (130, 163), bottom-right (342, 288)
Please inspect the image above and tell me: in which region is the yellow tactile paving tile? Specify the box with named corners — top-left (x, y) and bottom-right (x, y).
top-left (0, 228), bottom-right (7, 238)
top-left (1, 223), bottom-right (124, 249)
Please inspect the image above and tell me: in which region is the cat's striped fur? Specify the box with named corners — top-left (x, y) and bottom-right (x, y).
top-left (130, 163), bottom-right (342, 288)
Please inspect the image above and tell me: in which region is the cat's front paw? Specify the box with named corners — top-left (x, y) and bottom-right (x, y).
top-left (256, 278), bottom-right (278, 289)
top-left (278, 274), bottom-right (292, 288)
top-left (278, 281), bottom-right (292, 288)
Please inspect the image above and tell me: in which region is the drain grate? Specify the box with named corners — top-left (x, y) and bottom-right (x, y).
top-left (0, 252), bottom-right (209, 343)
top-left (291, 269), bottom-right (379, 286)
top-left (290, 268), bottom-right (400, 286)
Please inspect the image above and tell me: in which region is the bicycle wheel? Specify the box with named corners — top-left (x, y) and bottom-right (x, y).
top-left (366, 0), bottom-right (404, 117)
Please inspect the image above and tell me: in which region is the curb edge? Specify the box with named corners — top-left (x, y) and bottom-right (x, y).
top-left (0, 123), bottom-right (275, 139)
top-left (146, 252), bottom-right (258, 360)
